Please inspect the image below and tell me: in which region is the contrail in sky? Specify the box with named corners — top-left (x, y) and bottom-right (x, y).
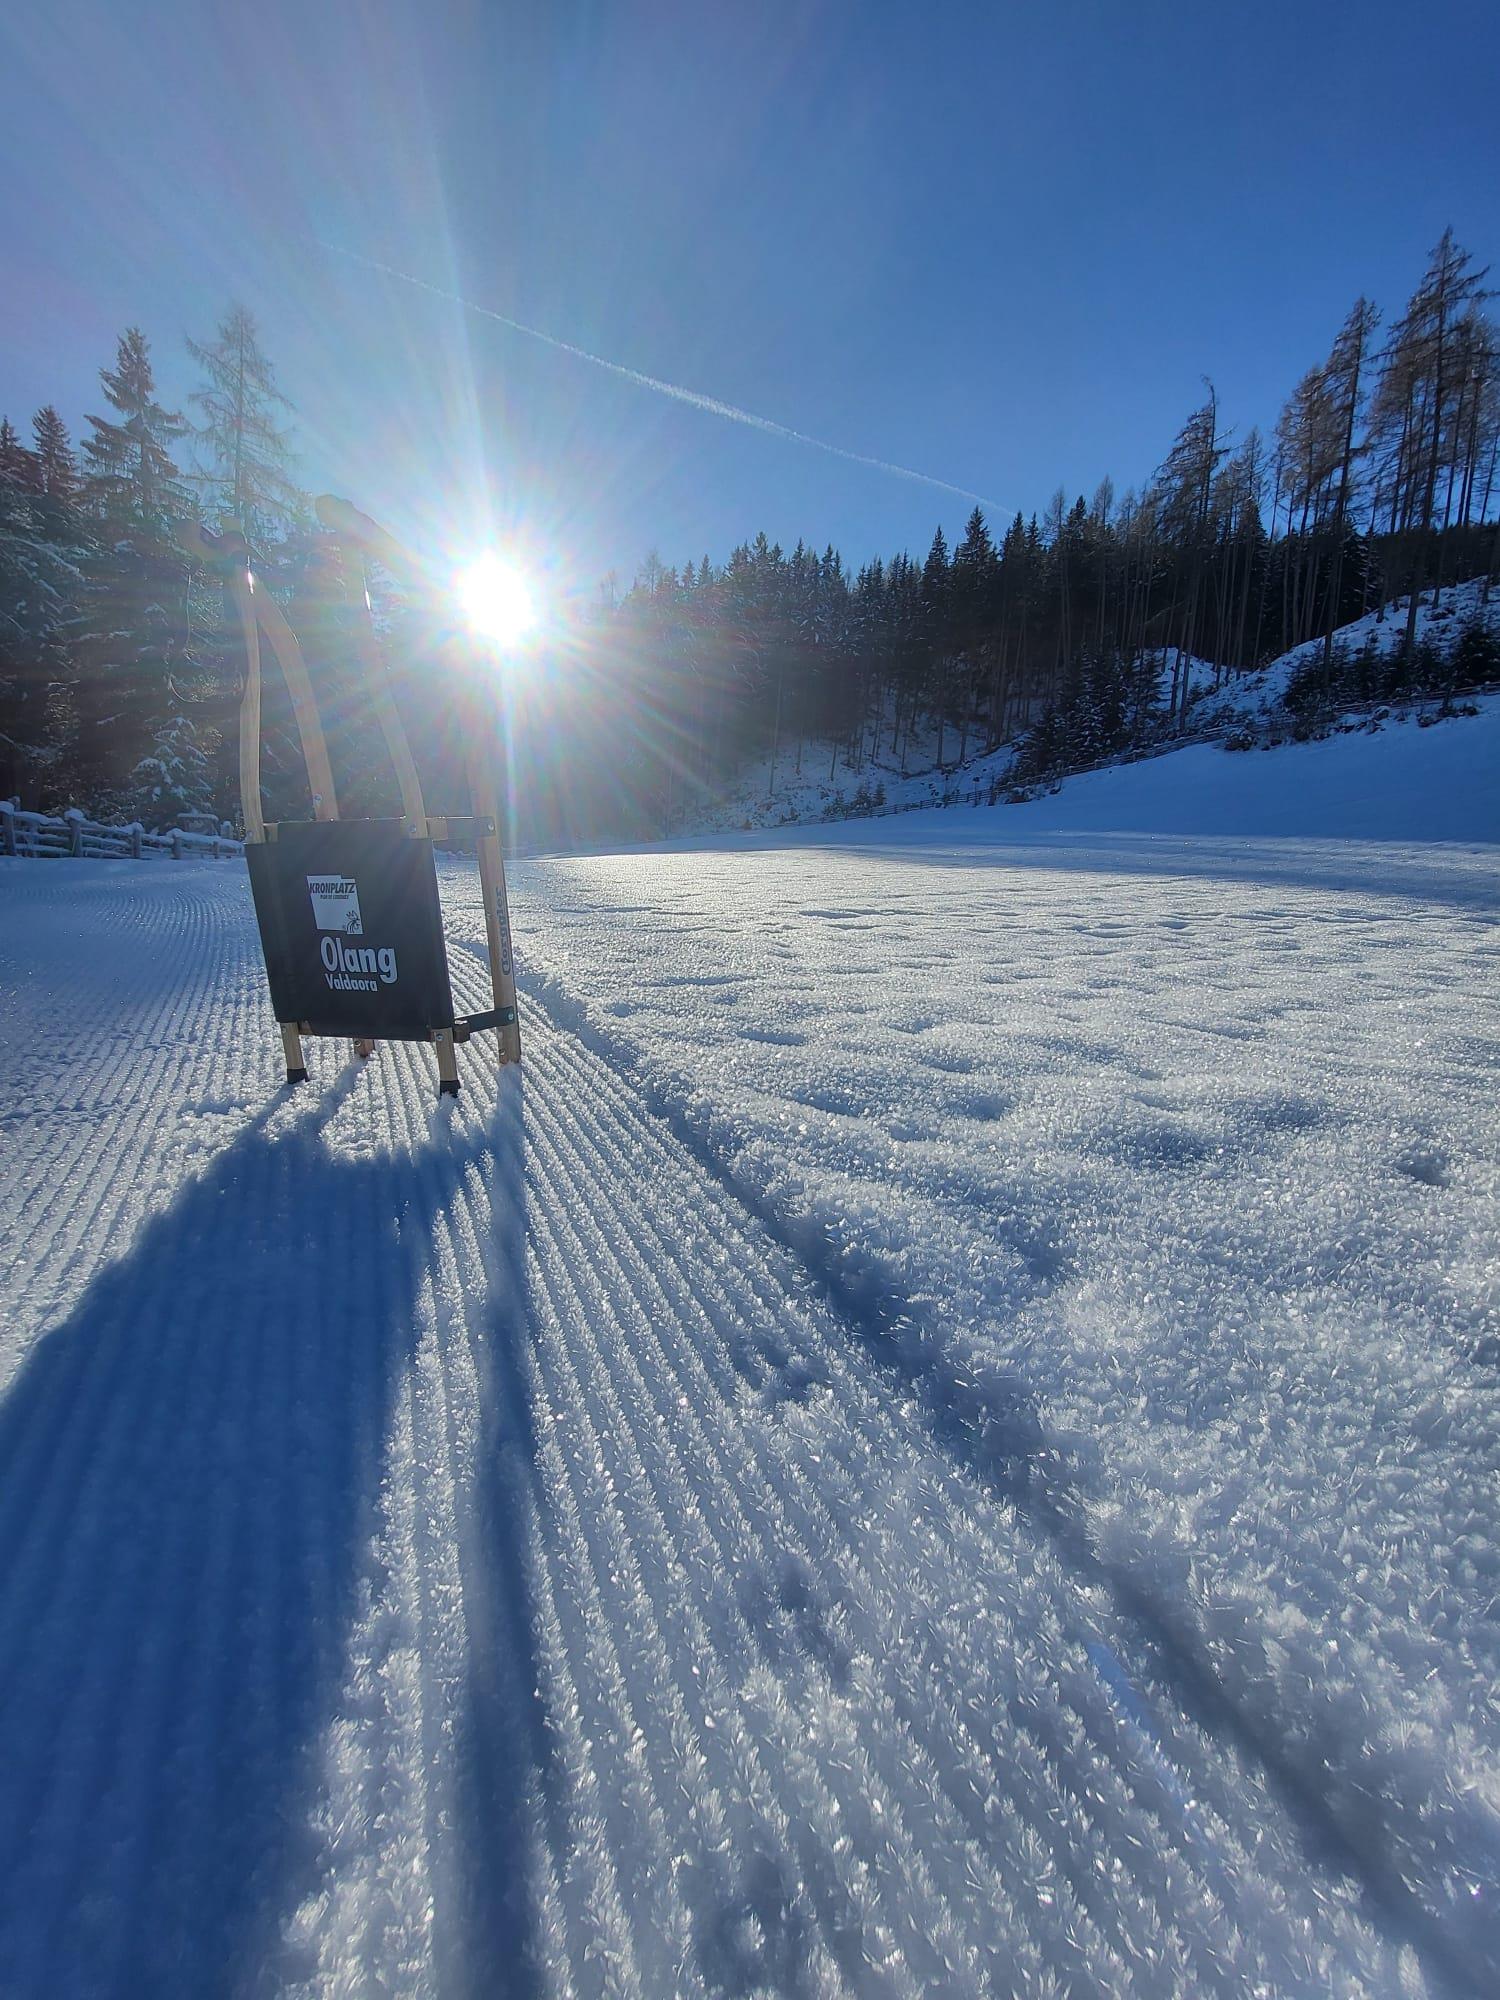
top-left (316, 239), bottom-right (1004, 512)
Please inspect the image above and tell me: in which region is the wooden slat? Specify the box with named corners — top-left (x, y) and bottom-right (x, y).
top-left (465, 706), bottom-right (523, 1066)
top-left (327, 533), bottom-right (429, 833)
top-left (314, 494), bottom-right (414, 583)
top-left (251, 586), bottom-right (339, 824)
top-left (229, 568), bottom-right (265, 843)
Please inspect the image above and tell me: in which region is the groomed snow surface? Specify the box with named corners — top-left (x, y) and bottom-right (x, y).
top-left (1, 709), bottom-right (1498, 1997)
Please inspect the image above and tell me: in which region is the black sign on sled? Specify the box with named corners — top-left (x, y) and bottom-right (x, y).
top-left (247, 820), bottom-right (456, 1041)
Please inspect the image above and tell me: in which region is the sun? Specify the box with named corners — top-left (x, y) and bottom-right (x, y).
top-left (457, 552), bottom-right (536, 647)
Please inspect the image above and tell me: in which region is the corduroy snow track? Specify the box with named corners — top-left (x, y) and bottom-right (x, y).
top-left (2, 844), bottom-right (1496, 1999)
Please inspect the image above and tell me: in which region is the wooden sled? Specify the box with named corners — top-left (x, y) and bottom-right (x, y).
top-left (181, 511), bottom-right (522, 1098)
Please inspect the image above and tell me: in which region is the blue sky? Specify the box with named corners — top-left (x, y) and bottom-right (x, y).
top-left (4, 0), bottom-right (1497, 590)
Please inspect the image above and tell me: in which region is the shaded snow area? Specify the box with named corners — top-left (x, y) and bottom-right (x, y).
top-left (888, 693), bottom-right (1500, 845)
top-left (1, 722), bottom-right (1498, 1997)
top-left (1239, 577), bottom-right (1500, 715)
top-left (687, 580), bottom-right (1500, 839)
top-left (684, 690), bottom-right (1499, 851)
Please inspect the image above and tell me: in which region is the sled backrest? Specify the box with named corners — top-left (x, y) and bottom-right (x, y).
top-left (179, 503), bottom-right (522, 1088)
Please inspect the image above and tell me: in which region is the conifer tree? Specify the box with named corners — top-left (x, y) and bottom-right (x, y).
top-left (1371, 231), bottom-right (1493, 649)
top-left (27, 409), bottom-right (89, 586)
top-left (76, 330), bottom-right (198, 813)
top-left (951, 507), bottom-right (997, 761)
top-left (1319, 299), bottom-right (1381, 679)
top-left (0, 423), bottom-right (77, 800)
top-left (921, 525), bottom-right (951, 762)
top-left (1152, 388), bottom-right (1228, 720)
top-left (0, 417), bottom-right (37, 489)
top-left (31, 407), bottom-right (79, 504)
top-left (187, 305), bottom-right (303, 542)
top-left (81, 327), bottom-right (189, 531)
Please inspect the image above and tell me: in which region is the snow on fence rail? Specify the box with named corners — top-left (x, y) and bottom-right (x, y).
top-left (0, 800), bottom-right (243, 861)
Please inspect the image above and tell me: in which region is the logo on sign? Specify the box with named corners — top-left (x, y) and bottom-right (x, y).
top-left (307, 874), bottom-right (363, 935)
top-left (320, 935), bottom-right (399, 990)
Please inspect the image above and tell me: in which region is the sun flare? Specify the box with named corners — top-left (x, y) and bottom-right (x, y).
top-left (457, 552), bottom-right (536, 647)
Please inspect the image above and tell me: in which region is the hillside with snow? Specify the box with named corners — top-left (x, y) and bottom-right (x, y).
top-left (1, 699), bottom-right (1496, 1996)
top-left (683, 577), bottom-right (1500, 841)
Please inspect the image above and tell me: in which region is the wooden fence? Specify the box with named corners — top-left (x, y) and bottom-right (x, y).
top-left (0, 800), bottom-right (244, 861)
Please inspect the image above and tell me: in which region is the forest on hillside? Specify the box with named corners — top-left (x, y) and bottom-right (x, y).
top-left (2, 232), bottom-right (1497, 844)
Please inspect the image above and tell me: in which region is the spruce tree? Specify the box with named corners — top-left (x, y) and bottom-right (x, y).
top-left (76, 330), bottom-right (198, 814)
top-left (31, 407), bottom-right (79, 504)
top-left (27, 408), bottom-right (89, 572)
top-left (951, 507), bottom-right (997, 761)
top-left (81, 327), bottom-right (189, 531)
top-left (0, 417), bottom-right (37, 489)
top-left (921, 525), bottom-right (951, 763)
top-left (0, 424), bottom-right (77, 800)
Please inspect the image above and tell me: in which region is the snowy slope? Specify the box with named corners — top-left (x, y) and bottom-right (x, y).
top-left (1243, 575), bottom-right (1500, 713)
top-left (686, 578), bottom-right (1500, 838)
top-left (656, 690), bottom-right (1500, 852)
top-left (1, 721), bottom-right (1497, 1996)
top-left (814, 693), bottom-right (1500, 845)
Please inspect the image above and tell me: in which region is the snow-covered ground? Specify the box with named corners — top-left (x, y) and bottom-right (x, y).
top-left (688, 577), bottom-right (1500, 837)
top-left (1, 708), bottom-right (1497, 1996)
top-left (1242, 575), bottom-right (1499, 714)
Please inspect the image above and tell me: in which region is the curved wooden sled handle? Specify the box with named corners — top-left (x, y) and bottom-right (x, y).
top-left (315, 495), bottom-right (522, 1066)
top-left (178, 523), bottom-right (262, 841)
top-left (313, 499), bottom-right (428, 834)
top-left (178, 518), bottom-right (345, 1075)
top-left (178, 520), bottom-right (338, 827)
top-left (183, 506), bottom-right (522, 1079)
top-left (315, 494), bottom-right (414, 583)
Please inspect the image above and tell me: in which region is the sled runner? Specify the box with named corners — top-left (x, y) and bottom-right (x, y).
top-left (182, 509), bottom-right (522, 1098)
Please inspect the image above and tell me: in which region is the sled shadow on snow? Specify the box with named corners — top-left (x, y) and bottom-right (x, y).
top-left (0, 1060), bottom-right (547, 2000)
